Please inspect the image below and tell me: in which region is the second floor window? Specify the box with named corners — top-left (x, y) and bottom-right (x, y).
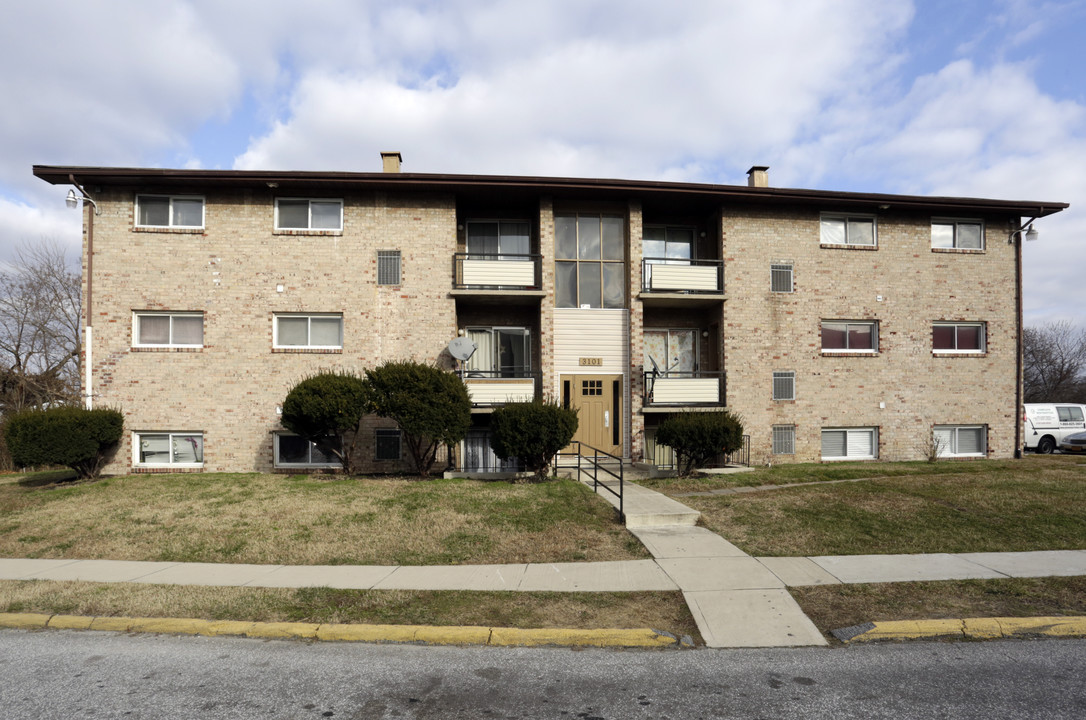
top-left (820, 214), bottom-right (875, 247)
top-left (134, 312), bottom-right (203, 348)
top-left (822, 321), bottom-right (878, 353)
top-left (932, 219), bottom-right (983, 250)
top-left (555, 214), bottom-right (625, 308)
top-left (465, 327), bottom-right (531, 377)
top-left (274, 313), bottom-right (343, 349)
top-left (933, 322), bottom-right (985, 352)
top-left (136, 195), bottom-right (204, 229)
top-left (276, 198), bottom-right (343, 231)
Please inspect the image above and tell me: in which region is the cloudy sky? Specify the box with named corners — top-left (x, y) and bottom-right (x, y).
top-left (1, 0), bottom-right (1082, 325)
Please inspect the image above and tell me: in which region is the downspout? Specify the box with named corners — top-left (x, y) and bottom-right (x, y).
top-left (70, 174), bottom-right (94, 410)
top-left (1013, 217), bottom-right (1026, 459)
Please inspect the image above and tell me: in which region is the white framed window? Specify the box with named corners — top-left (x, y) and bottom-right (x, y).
top-left (555, 214), bottom-right (626, 309)
top-left (136, 195), bottom-right (205, 229)
top-left (378, 250), bottom-right (401, 285)
top-left (821, 427), bottom-right (878, 460)
top-left (822, 320), bottom-right (878, 353)
top-left (932, 219), bottom-right (984, 250)
top-left (465, 327), bottom-right (531, 377)
top-left (133, 312), bottom-right (203, 348)
top-left (934, 425), bottom-right (986, 457)
top-left (274, 434), bottom-right (341, 467)
top-left (771, 263), bottom-right (793, 292)
top-left (273, 313), bottom-right (343, 349)
top-left (820, 214), bottom-right (876, 247)
top-left (773, 371), bottom-right (795, 401)
top-left (932, 322), bottom-right (986, 353)
top-left (772, 425), bottom-right (795, 455)
top-left (134, 432), bottom-right (204, 467)
top-left (375, 428), bottom-right (402, 460)
top-left (275, 198), bottom-right (343, 231)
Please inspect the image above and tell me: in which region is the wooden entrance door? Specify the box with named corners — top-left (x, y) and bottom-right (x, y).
top-left (567, 374), bottom-right (623, 455)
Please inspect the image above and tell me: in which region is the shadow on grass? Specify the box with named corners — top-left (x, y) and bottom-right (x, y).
top-left (15, 469), bottom-right (79, 487)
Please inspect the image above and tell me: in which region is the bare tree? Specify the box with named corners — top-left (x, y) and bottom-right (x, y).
top-left (0, 240), bottom-right (81, 415)
top-left (1023, 321), bottom-right (1086, 403)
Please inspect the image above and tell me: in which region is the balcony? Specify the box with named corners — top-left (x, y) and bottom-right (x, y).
top-left (642, 370), bottom-right (725, 410)
top-left (639, 258), bottom-right (725, 307)
top-left (452, 253), bottom-right (544, 304)
top-left (464, 370), bottom-right (540, 409)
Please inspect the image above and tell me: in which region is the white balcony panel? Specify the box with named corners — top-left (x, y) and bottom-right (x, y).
top-left (466, 379), bottom-right (535, 404)
top-left (649, 265), bottom-right (719, 291)
top-left (652, 377), bottom-right (720, 404)
top-left (462, 259), bottom-right (535, 287)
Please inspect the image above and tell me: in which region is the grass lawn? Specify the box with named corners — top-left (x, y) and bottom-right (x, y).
top-left (0, 472), bottom-right (647, 566)
top-left (666, 455), bottom-right (1086, 557)
top-left (0, 580), bottom-right (701, 640)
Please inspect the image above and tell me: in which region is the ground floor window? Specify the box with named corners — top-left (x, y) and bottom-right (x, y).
top-left (772, 425), bottom-right (795, 455)
top-left (274, 434), bottom-right (341, 467)
top-left (934, 425), bottom-right (986, 457)
top-left (135, 432), bottom-right (203, 466)
top-left (821, 427), bottom-right (877, 460)
top-left (462, 429), bottom-right (521, 472)
top-left (375, 428), bottom-right (402, 461)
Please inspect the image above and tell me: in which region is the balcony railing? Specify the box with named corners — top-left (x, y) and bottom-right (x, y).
top-left (453, 253), bottom-right (542, 290)
top-left (463, 370), bottom-right (541, 406)
top-left (641, 258), bottom-right (724, 293)
top-left (643, 370), bottom-right (725, 407)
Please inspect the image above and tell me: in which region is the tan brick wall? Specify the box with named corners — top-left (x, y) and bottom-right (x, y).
top-left (82, 184), bottom-right (1021, 473)
top-left (721, 206), bottom-right (1018, 463)
top-left (87, 187), bottom-right (458, 474)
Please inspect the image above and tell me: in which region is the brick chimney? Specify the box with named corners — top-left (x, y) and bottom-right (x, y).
top-left (381, 151), bottom-right (402, 173)
top-left (747, 165), bottom-right (769, 188)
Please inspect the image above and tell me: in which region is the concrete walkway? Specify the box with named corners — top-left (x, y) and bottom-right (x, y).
top-left (2, 472), bottom-right (1085, 648)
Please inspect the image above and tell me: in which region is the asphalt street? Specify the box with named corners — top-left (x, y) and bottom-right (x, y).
top-left (2, 629), bottom-right (1084, 719)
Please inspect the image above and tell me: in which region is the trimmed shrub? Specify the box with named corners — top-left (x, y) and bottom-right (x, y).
top-left (490, 399), bottom-right (579, 481)
top-left (655, 410), bottom-right (744, 477)
top-left (281, 371), bottom-right (369, 474)
top-left (4, 406), bottom-right (124, 478)
top-left (363, 361), bottom-right (471, 477)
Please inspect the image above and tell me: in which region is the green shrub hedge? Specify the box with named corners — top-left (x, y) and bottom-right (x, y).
top-left (655, 410), bottom-right (743, 477)
top-left (4, 406), bottom-right (124, 478)
top-left (490, 399), bottom-right (578, 481)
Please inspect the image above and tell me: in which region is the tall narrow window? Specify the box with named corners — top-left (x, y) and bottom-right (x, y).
top-left (377, 250), bottom-right (401, 285)
top-left (772, 425), bottom-right (795, 455)
top-left (555, 214), bottom-right (625, 308)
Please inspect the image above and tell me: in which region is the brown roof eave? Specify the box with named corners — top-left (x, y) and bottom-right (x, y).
top-left (32, 165), bottom-right (1069, 218)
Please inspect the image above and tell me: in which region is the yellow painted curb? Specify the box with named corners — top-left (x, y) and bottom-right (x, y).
top-left (0, 612), bottom-right (50, 629)
top-left (847, 616), bottom-right (1086, 642)
top-left (489, 627), bottom-right (676, 648)
top-left (0, 613), bottom-right (685, 648)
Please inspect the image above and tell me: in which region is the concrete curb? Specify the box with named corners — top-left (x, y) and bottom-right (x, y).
top-left (841, 616), bottom-right (1086, 642)
top-left (0, 613), bottom-right (687, 649)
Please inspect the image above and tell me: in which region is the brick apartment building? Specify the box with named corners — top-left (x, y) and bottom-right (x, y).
top-left (34, 156), bottom-right (1066, 474)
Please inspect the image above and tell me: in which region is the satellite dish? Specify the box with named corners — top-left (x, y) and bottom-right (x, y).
top-left (448, 336), bottom-right (477, 362)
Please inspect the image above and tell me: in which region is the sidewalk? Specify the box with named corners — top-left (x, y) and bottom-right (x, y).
top-left (2, 473), bottom-right (1084, 648)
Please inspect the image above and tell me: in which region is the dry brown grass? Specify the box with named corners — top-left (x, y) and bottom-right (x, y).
top-left (792, 577), bottom-right (1086, 637)
top-left (0, 473), bottom-right (645, 565)
top-left (0, 579), bottom-right (700, 638)
top-left (683, 456), bottom-right (1086, 556)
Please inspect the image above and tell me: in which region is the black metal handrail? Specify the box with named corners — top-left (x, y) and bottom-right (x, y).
top-left (643, 370), bottom-right (726, 406)
top-left (453, 252), bottom-right (543, 290)
top-left (641, 257), bottom-right (723, 293)
top-left (553, 441), bottom-right (624, 520)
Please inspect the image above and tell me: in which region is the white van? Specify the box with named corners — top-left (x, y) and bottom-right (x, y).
top-left (1024, 403), bottom-right (1086, 453)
